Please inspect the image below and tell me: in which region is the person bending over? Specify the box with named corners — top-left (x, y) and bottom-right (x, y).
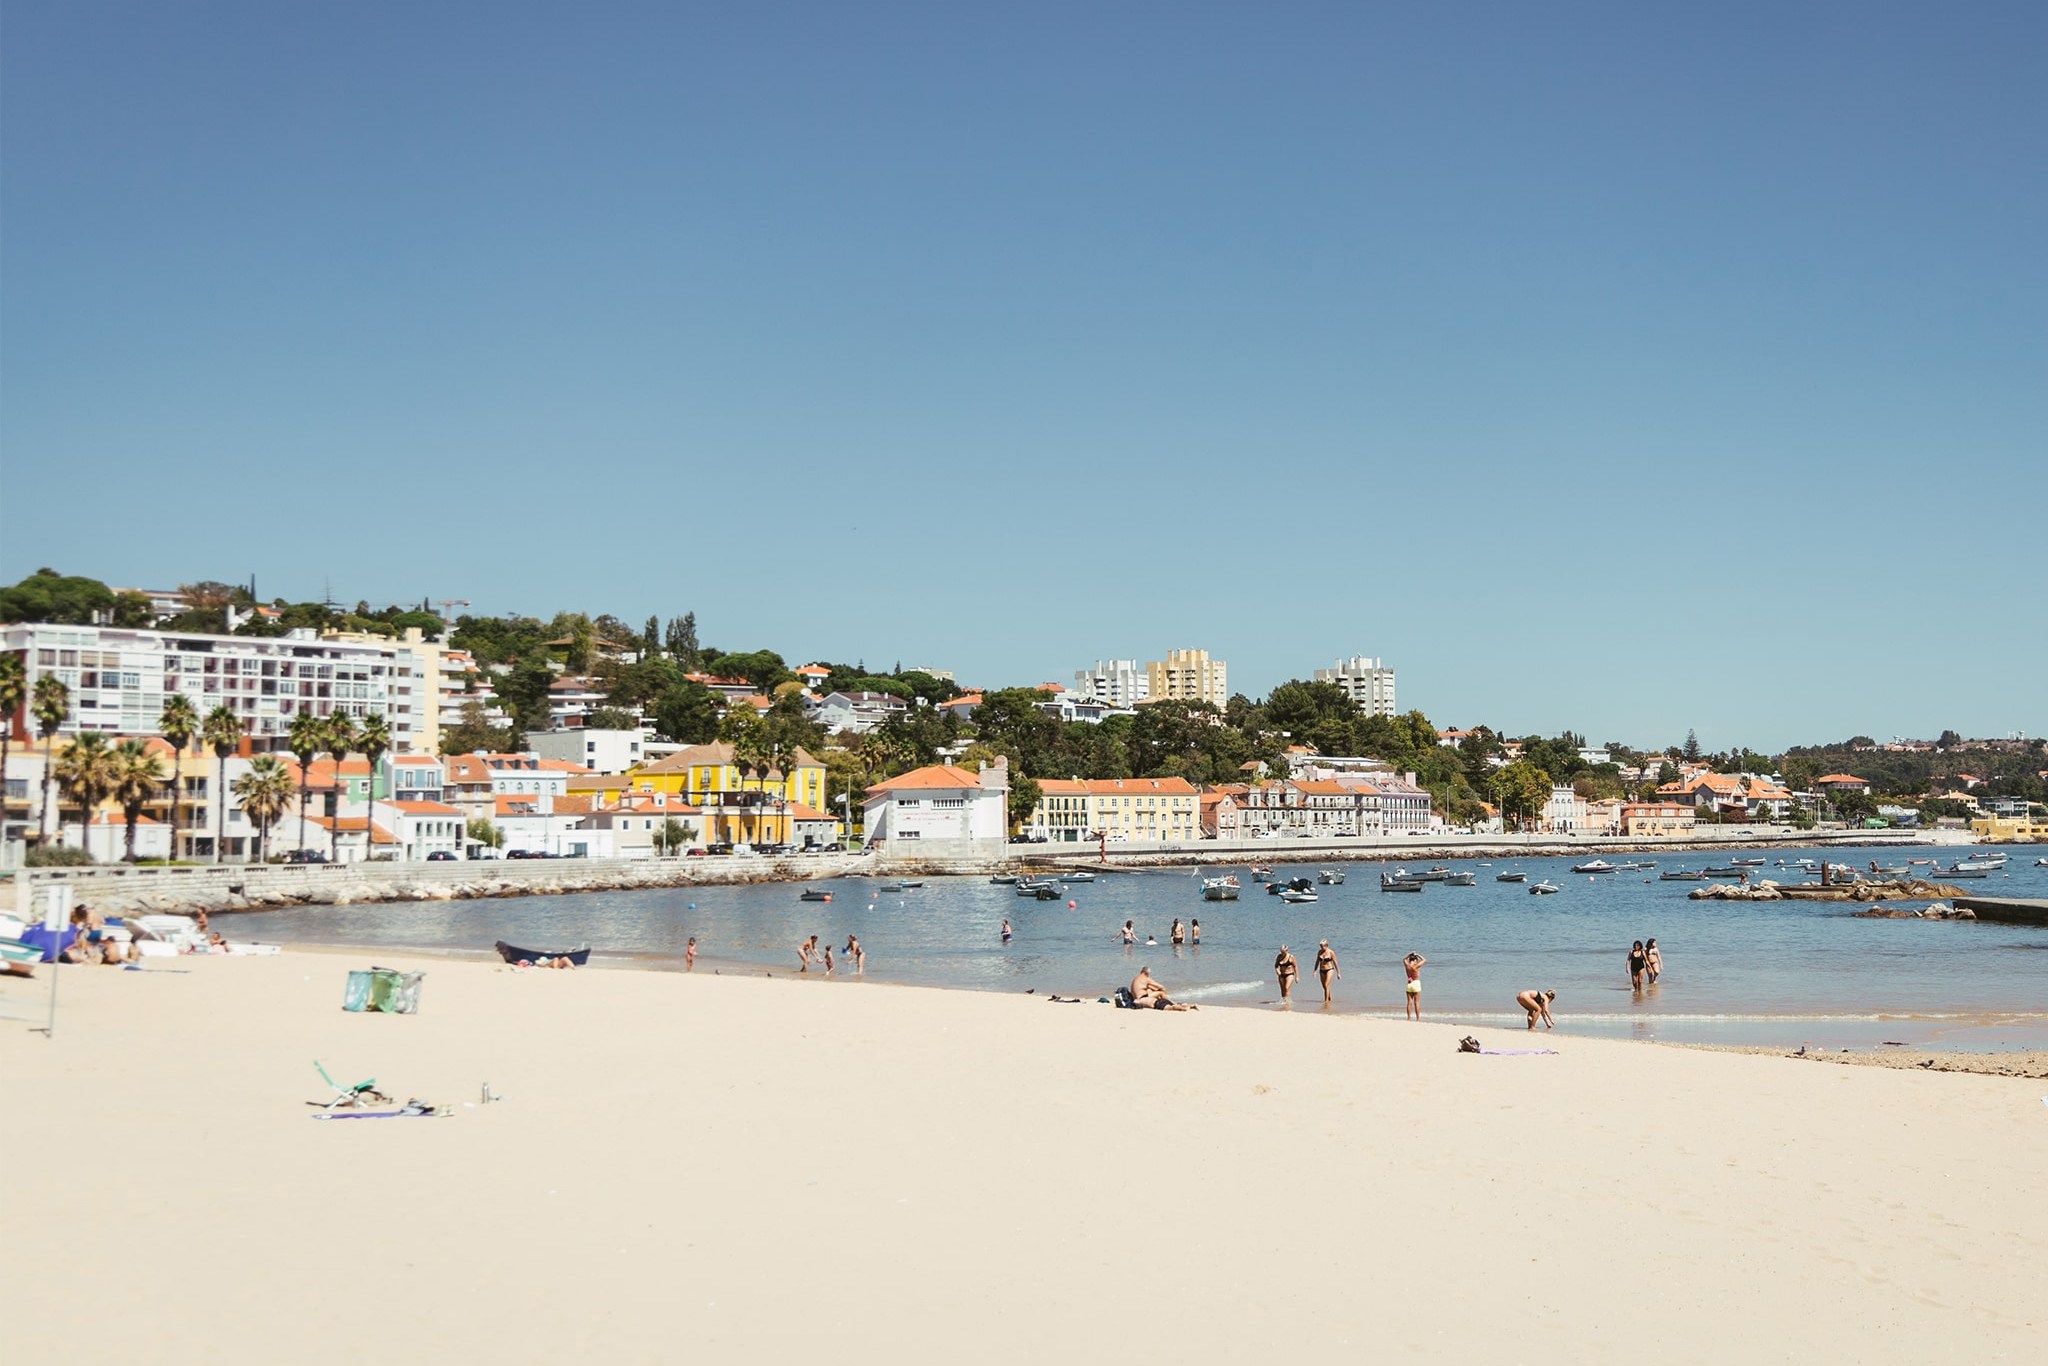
top-left (1516, 989), bottom-right (1556, 1030)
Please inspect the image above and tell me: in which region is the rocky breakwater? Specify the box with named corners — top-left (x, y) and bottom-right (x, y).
top-left (1687, 878), bottom-right (1968, 903)
top-left (33, 853), bottom-right (866, 919)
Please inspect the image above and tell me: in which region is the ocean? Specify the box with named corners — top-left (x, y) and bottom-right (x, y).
top-left (223, 842), bottom-right (2048, 1051)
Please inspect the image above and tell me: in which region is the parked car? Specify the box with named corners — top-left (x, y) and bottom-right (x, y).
top-left (505, 849), bottom-right (534, 859)
top-left (686, 848), bottom-right (707, 857)
top-left (705, 842), bottom-right (735, 856)
top-left (426, 850), bottom-right (456, 861)
top-left (283, 848), bottom-right (329, 864)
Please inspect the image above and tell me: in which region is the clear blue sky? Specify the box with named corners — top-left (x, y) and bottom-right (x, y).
top-left (4, 3), bottom-right (2042, 752)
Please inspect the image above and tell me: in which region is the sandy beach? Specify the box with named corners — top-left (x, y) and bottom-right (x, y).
top-left (4, 953), bottom-right (2044, 1364)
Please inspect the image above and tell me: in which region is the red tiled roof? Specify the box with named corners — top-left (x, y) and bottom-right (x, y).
top-left (867, 764), bottom-right (987, 793)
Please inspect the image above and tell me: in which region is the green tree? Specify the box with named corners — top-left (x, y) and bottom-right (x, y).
top-left (467, 816), bottom-right (504, 851)
top-left (158, 692), bottom-right (200, 860)
top-left (53, 731), bottom-right (119, 855)
top-left (31, 674), bottom-right (70, 842)
top-left (109, 738), bottom-right (169, 862)
top-left (642, 616), bottom-right (661, 658)
top-left (0, 568), bottom-right (117, 624)
top-left (0, 654), bottom-right (23, 838)
top-left (586, 706), bottom-right (640, 730)
top-left (287, 710), bottom-right (328, 855)
top-left (1008, 772), bottom-right (1042, 832)
top-left (653, 680), bottom-right (720, 744)
top-left (201, 705), bottom-right (244, 863)
top-left (665, 612), bottom-right (701, 670)
top-left (322, 712), bottom-right (358, 862)
top-left (440, 699), bottom-right (518, 756)
top-left (496, 657), bottom-right (557, 735)
top-left (232, 755), bottom-right (296, 862)
top-left (657, 817), bottom-right (696, 855)
top-left (358, 714), bottom-right (391, 859)
top-left (1683, 729), bottom-right (1702, 762)
top-left (1491, 759), bottom-right (1552, 829)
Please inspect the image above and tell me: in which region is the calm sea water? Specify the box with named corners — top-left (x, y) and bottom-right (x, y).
top-left (225, 843), bottom-right (2048, 1051)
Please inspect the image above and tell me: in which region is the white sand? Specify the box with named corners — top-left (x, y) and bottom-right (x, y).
top-left (3, 953), bottom-right (2043, 1363)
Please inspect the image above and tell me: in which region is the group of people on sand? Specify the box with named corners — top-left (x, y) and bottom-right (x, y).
top-left (1116, 918), bottom-right (1201, 948)
top-left (57, 903), bottom-right (232, 964)
top-left (796, 933), bottom-right (865, 976)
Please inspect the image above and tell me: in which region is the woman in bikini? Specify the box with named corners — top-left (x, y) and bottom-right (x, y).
top-left (1644, 938), bottom-right (1662, 985)
top-left (1626, 940), bottom-right (1647, 990)
top-left (684, 937), bottom-right (697, 971)
top-left (1402, 952), bottom-right (1426, 1020)
top-left (1274, 945), bottom-right (1299, 1002)
top-left (1517, 988), bottom-right (1556, 1030)
top-left (1314, 940), bottom-right (1340, 1004)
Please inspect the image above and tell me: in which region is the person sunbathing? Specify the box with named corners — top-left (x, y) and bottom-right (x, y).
top-left (1129, 966), bottom-right (1197, 1011)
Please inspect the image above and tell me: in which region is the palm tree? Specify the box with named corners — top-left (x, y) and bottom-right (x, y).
top-left (200, 704), bottom-right (244, 863)
top-left (31, 675), bottom-right (70, 844)
top-left (286, 710), bottom-right (326, 858)
top-left (730, 732), bottom-right (769, 847)
top-left (357, 713), bottom-right (391, 861)
top-left (232, 756), bottom-right (296, 863)
top-left (52, 731), bottom-right (118, 858)
top-left (158, 692), bottom-right (199, 861)
top-left (110, 738), bottom-right (170, 862)
top-left (0, 654), bottom-right (24, 841)
top-left (322, 712), bottom-right (358, 862)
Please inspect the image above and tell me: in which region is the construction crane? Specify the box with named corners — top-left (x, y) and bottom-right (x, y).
top-left (435, 599), bottom-right (471, 622)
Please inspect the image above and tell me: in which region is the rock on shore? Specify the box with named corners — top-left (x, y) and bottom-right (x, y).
top-left (1687, 878), bottom-right (1966, 902)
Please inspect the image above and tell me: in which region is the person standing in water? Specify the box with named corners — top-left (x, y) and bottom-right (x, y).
top-left (798, 934), bottom-right (819, 972)
top-left (844, 935), bottom-right (864, 974)
top-left (1517, 988), bottom-right (1556, 1030)
top-left (1119, 920), bottom-right (1136, 946)
top-left (1001, 918), bottom-right (1014, 943)
top-left (821, 943), bottom-right (835, 976)
top-left (1626, 940), bottom-right (1647, 990)
top-left (684, 937), bottom-right (698, 972)
top-left (1402, 952), bottom-right (1426, 1020)
top-left (1644, 938), bottom-right (1662, 985)
top-left (1190, 919), bottom-right (1201, 946)
top-left (1274, 945), bottom-right (1300, 1001)
top-left (1170, 918), bottom-right (1185, 946)
top-left (1313, 940), bottom-right (1341, 1003)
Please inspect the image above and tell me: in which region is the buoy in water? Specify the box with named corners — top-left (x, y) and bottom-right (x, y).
top-left (1067, 900), bottom-right (1077, 909)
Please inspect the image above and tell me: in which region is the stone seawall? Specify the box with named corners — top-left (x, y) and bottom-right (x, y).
top-left (8, 853), bottom-right (869, 919)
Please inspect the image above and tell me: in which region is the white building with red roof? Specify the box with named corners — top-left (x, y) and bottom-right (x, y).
top-left (863, 760), bottom-right (1010, 856)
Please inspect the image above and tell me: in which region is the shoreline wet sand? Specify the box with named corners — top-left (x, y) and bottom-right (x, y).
top-left (5, 949), bottom-right (2043, 1363)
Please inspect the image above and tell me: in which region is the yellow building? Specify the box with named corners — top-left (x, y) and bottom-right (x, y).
top-left (1026, 776), bottom-right (1200, 843)
top-left (1968, 815), bottom-right (2048, 843)
top-left (1145, 648), bottom-right (1228, 708)
top-left (625, 742), bottom-right (831, 846)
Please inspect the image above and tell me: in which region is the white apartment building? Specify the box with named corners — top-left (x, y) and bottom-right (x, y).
top-left (2, 622), bottom-right (420, 751)
top-left (1313, 656), bottom-right (1397, 717)
top-left (863, 761), bottom-right (1010, 859)
top-left (1146, 648), bottom-right (1228, 708)
top-left (1072, 659), bottom-right (1150, 708)
top-left (526, 726), bottom-right (646, 775)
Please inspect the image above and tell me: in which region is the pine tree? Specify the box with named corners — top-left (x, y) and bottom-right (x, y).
top-left (1683, 728), bottom-right (1701, 762)
top-left (643, 616), bottom-right (661, 657)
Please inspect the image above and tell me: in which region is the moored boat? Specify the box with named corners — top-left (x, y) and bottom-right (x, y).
top-left (1441, 871), bottom-right (1476, 887)
top-left (1571, 860), bottom-right (1619, 875)
top-left (1380, 873), bottom-right (1424, 892)
top-left (494, 940), bottom-right (592, 967)
top-left (1660, 869), bottom-right (1710, 881)
top-left (1059, 872), bottom-right (1097, 883)
top-left (1935, 866), bottom-right (1989, 879)
top-left (799, 889), bottom-right (833, 902)
top-left (988, 875), bottom-right (1019, 885)
top-left (1202, 877), bottom-right (1241, 902)
top-left (1528, 881), bottom-right (1560, 895)
top-left (1317, 869), bottom-right (1346, 885)
top-left (1494, 871), bottom-right (1526, 883)
top-left (1278, 888), bottom-right (1319, 904)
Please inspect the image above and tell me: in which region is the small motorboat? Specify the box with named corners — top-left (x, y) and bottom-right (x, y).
top-left (1571, 860), bottom-right (1618, 875)
top-left (988, 875), bottom-right (1019, 885)
top-left (799, 888), bottom-right (833, 902)
top-left (1701, 867), bottom-right (1751, 878)
top-left (1867, 863), bottom-right (1910, 876)
top-left (1528, 881), bottom-right (1561, 895)
top-left (1615, 861), bottom-right (1654, 871)
top-left (1059, 871), bottom-right (1097, 883)
top-left (1495, 871), bottom-right (1526, 883)
top-left (1441, 871), bottom-right (1476, 887)
top-left (1951, 855), bottom-right (2007, 872)
top-left (1317, 869), bottom-right (1346, 885)
top-left (2036, 857), bottom-right (2048, 868)
top-left (494, 940), bottom-right (592, 967)
top-left (1380, 873), bottom-right (1424, 892)
top-left (1935, 866), bottom-right (1989, 879)
top-left (1202, 877), bottom-right (1241, 902)
top-left (1660, 869), bottom-right (1710, 881)
top-left (881, 881), bottom-right (925, 892)
top-left (1278, 888), bottom-right (1319, 904)
top-left (1015, 880), bottom-right (1059, 897)
top-left (1730, 857), bottom-right (1766, 867)
top-left (1249, 865), bottom-right (1274, 881)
